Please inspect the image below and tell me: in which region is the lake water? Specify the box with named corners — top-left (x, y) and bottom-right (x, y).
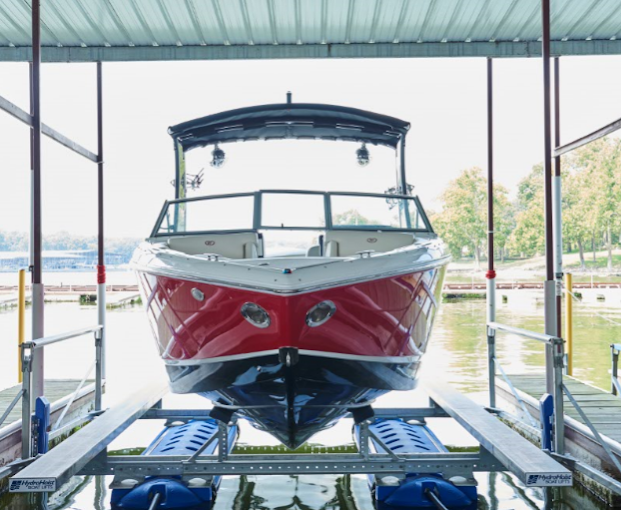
top-left (1, 284), bottom-right (619, 510)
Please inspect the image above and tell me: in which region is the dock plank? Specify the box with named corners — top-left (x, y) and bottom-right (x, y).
top-left (0, 380), bottom-right (93, 429)
top-left (498, 374), bottom-right (621, 448)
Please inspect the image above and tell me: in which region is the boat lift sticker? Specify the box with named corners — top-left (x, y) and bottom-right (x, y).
top-left (525, 473), bottom-right (572, 487)
top-left (9, 478), bottom-right (56, 492)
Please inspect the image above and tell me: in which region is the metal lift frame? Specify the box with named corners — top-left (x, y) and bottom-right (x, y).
top-left (10, 379), bottom-right (571, 494)
top-left (0, 0), bottom-right (107, 403)
top-left (485, 0), bottom-right (621, 491)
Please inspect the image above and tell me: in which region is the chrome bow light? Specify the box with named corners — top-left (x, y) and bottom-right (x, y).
top-left (241, 302), bottom-right (271, 328)
top-left (305, 300), bottom-right (337, 327)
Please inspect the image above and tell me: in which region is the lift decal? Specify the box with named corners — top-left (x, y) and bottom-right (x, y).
top-left (526, 473), bottom-right (572, 486)
top-left (9, 478), bottom-right (56, 492)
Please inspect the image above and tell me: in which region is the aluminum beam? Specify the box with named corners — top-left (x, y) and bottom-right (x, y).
top-left (2, 41), bottom-right (621, 63)
top-left (426, 380), bottom-right (572, 487)
top-left (0, 94), bottom-right (97, 162)
top-left (9, 380), bottom-right (168, 492)
top-left (141, 406), bottom-right (450, 420)
top-left (555, 117), bottom-right (621, 157)
top-left (81, 451), bottom-right (502, 478)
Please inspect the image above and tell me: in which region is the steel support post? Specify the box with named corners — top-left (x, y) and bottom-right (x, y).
top-left (553, 58), bottom-right (563, 340)
top-left (95, 331), bottom-right (103, 412)
top-left (21, 347), bottom-right (32, 459)
top-left (552, 338), bottom-right (565, 454)
top-left (564, 273), bottom-right (573, 375)
top-left (30, 0), bottom-right (45, 404)
top-left (486, 58), bottom-right (496, 409)
top-left (399, 137), bottom-right (407, 194)
top-left (487, 328), bottom-right (496, 409)
top-left (96, 62), bottom-right (106, 379)
top-left (542, 0), bottom-right (558, 395)
top-left (612, 346), bottom-right (619, 396)
top-left (173, 139), bottom-right (187, 231)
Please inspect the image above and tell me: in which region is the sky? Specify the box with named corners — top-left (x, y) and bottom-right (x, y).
top-left (0, 55), bottom-right (620, 239)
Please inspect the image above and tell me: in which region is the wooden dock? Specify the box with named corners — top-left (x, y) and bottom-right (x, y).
top-left (497, 374), bottom-right (621, 481)
top-left (0, 380), bottom-right (97, 468)
top-left (501, 374), bottom-right (621, 442)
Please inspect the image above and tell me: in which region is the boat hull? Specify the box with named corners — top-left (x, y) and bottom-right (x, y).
top-left (135, 261), bottom-right (446, 448)
top-left (166, 350), bottom-right (413, 448)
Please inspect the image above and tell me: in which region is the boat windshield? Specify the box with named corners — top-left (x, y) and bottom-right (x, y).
top-left (152, 191), bottom-right (432, 237)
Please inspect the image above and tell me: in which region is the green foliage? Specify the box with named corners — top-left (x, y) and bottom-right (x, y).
top-left (433, 167), bottom-right (510, 266)
top-left (435, 138), bottom-right (621, 270)
top-left (510, 164), bottom-right (545, 257)
top-left (0, 230), bottom-right (141, 264)
top-left (332, 209), bottom-right (371, 226)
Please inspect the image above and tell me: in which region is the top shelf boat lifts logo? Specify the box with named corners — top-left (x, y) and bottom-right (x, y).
top-left (10, 478), bottom-right (56, 492)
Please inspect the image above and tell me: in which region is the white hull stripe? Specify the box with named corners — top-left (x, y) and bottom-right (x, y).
top-left (133, 257), bottom-right (449, 296)
top-left (163, 348), bottom-right (421, 366)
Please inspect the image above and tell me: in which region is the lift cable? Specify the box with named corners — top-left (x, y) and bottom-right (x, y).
top-left (424, 488), bottom-right (450, 510)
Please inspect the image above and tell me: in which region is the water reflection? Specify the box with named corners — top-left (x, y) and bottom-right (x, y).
top-left (1, 287), bottom-right (619, 510)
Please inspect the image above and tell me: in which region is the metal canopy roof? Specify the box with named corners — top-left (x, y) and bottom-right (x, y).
top-left (1, 0), bottom-right (621, 62)
top-left (169, 103), bottom-right (410, 150)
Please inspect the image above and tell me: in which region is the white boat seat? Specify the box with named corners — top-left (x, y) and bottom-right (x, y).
top-left (325, 230), bottom-right (415, 257)
top-left (167, 233), bottom-right (261, 259)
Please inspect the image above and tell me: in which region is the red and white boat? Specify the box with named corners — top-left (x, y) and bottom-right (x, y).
top-left (133, 102), bottom-right (449, 448)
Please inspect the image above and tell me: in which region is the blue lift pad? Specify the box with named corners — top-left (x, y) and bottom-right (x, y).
top-left (111, 419), bottom-right (237, 509)
top-left (357, 419), bottom-right (477, 509)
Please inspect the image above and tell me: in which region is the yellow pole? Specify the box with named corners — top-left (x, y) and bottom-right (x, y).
top-left (565, 272), bottom-right (573, 376)
top-left (18, 269), bottom-right (25, 383)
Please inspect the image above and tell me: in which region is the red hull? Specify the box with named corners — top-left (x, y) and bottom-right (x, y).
top-left (137, 268), bottom-right (445, 364)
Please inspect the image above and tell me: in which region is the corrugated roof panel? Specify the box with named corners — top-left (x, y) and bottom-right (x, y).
top-left (2, 0), bottom-right (621, 60)
top-left (1, 0), bottom-right (39, 46)
top-left (369, 0), bottom-right (407, 43)
top-left (323, 0), bottom-right (350, 44)
top-left (417, 0), bottom-right (457, 43)
top-left (491, 0), bottom-right (533, 42)
top-left (471, 1), bottom-right (514, 42)
top-left (395, 0), bottom-right (428, 43)
top-left (565, 0), bottom-right (616, 40)
top-left (132, 0), bottom-right (178, 47)
top-left (448, 0), bottom-right (488, 42)
top-left (190, 0), bottom-right (227, 46)
top-left (588, 0), bottom-right (621, 40)
top-left (107, 0), bottom-right (155, 46)
top-left (215, 0), bottom-right (250, 45)
top-left (513, 0), bottom-right (543, 41)
top-left (298, 0), bottom-right (323, 44)
top-left (238, 0), bottom-right (277, 46)
top-left (271, 0), bottom-right (298, 45)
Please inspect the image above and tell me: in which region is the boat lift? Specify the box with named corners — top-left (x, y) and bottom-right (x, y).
top-left (8, 378), bottom-right (571, 507)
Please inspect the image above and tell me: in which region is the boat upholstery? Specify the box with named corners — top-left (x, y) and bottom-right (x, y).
top-left (325, 230), bottom-right (415, 257)
top-left (167, 233), bottom-right (261, 259)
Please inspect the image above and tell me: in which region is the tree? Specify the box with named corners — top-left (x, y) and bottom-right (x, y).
top-left (434, 167), bottom-right (509, 267)
top-left (568, 138), bottom-right (621, 272)
top-left (562, 167), bottom-right (594, 269)
top-left (510, 164), bottom-right (545, 257)
top-left (333, 209), bottom-right (371, 226)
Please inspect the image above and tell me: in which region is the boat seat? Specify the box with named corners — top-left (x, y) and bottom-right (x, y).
top-left (166, 233), bottom-right (261, 259)
top-left (324, 230), bottom-right (415, 257)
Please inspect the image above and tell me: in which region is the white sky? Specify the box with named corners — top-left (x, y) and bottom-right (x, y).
top-left (0, 55), bottom-right (620, 238)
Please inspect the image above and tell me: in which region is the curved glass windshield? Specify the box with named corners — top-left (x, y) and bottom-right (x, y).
top-left (153, 191), bottom-right (431, 237)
